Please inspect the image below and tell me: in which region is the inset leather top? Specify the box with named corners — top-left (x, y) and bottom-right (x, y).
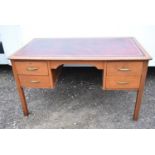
top-left (10, 38), bottom-right (151, 60)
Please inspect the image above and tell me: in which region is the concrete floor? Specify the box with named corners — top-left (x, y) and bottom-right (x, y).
top-left (0, 65), bottom-right (155, 129)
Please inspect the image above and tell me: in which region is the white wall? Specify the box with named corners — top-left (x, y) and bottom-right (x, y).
top-left (0, 25), bottom-right (22, 64)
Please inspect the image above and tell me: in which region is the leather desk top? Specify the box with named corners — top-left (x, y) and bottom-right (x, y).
top-left (10, 38), bottom-right (151, 60)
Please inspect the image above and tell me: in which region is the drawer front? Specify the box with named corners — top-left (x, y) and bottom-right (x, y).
top-left (107, 61), bottom-right (143, 76)
top-left (19, 75), bottom-right (51, 88)
top-left (105, 76), bottom-right (141, 89)
top-left (15, 61), bottom-right (49, 75)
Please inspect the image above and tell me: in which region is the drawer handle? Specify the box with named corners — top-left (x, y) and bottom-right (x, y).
top-left (30, 80), bottom-right (40, 83)
top-left (117, 81), bottom-right (129, 85)
top-left (118, 68), bottom-right (130, 71)
top-left (27, 67), bottom-right (38, 71)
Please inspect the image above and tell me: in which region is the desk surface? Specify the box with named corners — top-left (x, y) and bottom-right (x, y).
top-left (10, 38), bottom-right (151, 60)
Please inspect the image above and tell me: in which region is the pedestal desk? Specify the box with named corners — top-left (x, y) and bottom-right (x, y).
top-left (10, 38), bottom-right (152, 120)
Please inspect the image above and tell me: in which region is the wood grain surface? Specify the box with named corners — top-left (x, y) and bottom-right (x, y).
top-left (15, 61), bottom-right (49, 75)
top-left (106, 61), bottom-right (143, 76)
top-left (105, 76), bottom-right (141, 89)
top-left (19, 75), bottom-right (51, 88)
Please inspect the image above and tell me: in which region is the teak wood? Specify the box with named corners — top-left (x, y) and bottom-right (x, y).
top-left (19, 75), bottom-right (51, 88)
top-left (105, 76), bottom-right (141, 89)
top-left (106, 61), bottom-right (143, 76)
top-left (15, 61), bottom-right (49, 75)
top-left (10, 38), bottom-right (152, 120)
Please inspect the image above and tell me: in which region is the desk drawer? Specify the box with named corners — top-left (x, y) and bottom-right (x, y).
top-left (19, 75), bottom-right (51, 88)
top-left (105, 76), bottom-right (141, 89)
top-left (15, 61), bottom-right (48, 75)
top-left (106, 61), bottom-right (143, 76)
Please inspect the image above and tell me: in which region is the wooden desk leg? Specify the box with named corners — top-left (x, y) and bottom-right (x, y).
top-left (16, 86), bottom-right (29, 116)
top-left (133, 61), bottom-right (148, 120)
top-left (11, 61), bottom-right (29, 116)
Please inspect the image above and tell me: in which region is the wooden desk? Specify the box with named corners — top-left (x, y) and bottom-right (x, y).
top-left (10, 38), bottom-right (152, 120)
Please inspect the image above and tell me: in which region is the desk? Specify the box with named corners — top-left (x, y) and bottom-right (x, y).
top-left (10, 38), bottom-right (152, 120)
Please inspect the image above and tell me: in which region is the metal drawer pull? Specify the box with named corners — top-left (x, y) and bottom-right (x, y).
top-left (30, 80), bottom-right (40, 83)
top-left (117, 81), bottom-right (129, 85)
top-left (27, 67), bottom-right (38, 71)
top-left (118, 68), bottom-right (130, 71)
